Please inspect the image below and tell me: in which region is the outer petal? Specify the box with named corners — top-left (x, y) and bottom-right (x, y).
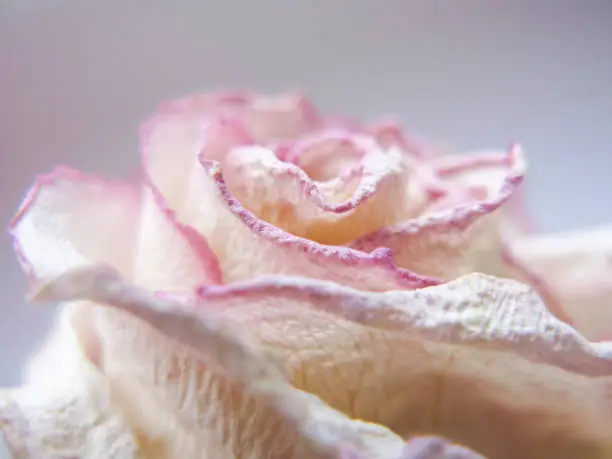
top-left (36, 265), bottom-right (612, 458)
top-left (350, 146), bottom-right (524, 281)
top-left (10, 168), bottom-right (220, 295)
top-left (9, 168), bottom-right (140, 287)
top-left (32, 266), bottom-right (409, 459)
top-left (222, 134), bottom-right (425, 245)
top-left (0, 303), bottom-right (138, 458)
top-left (506, 225), bottom-right (612, 341)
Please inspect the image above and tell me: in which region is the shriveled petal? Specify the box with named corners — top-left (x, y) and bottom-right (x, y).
top-left (9, 168), bottom-right (219, 294)
top-left (190, 158), bottom-right (438, 290)
top-left (506, 225), bottom-right (612, 341)
top-left (223, 134), bottom-right (424, 245)
top-left (36, 265), bottom-right (612, 458)
top-left (350, 146), bottom-right (524, 281)
top-left (0, 303), bottom-right (138, 458)
top-left (33, 266), bottom-right (409, 459)
top-left (9, 168), bottom-right (140, 287)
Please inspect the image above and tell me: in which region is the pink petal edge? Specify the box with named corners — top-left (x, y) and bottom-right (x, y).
top-left (199, 156), bottom-right (440, 291)
top-left (194, 273), bottom-right (612, 377)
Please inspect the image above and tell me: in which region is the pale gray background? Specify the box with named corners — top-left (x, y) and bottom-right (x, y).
top-left (0, 1), bottom-right (611, 455)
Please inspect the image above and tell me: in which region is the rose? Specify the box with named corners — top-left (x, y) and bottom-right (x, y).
top-left (1, 91), bottom-right (611, 458)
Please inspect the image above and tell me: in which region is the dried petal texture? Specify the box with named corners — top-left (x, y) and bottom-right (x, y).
top-left (22, 265), bottom-right (612, 458)
top-left (10, 168), bottom-right (220, 295)
top-left (506, 225), bottom-right (612, 341)
top-left (222, 134), bottom-right (424, 245)
top-left (16, 266), bottom-right (410, 459)
top-left (350, 146), bottom-right (524, 281)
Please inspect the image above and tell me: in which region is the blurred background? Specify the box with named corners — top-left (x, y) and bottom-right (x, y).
top-left (0, 1), bottom-right (611, 455)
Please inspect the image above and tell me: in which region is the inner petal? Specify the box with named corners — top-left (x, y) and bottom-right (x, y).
top-left (221, 135), bottom-right (422, 245)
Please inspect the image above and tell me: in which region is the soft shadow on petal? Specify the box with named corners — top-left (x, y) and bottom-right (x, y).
top-left (9, 168), bottom-right (141, 287)
top-left (0, 303), bottom-right (138, 458)
top-left (133, 182), bottom-right (222, 291)
top-left (193, 158), bottom-right (439, 290)
top-left (505, 225), bottom-right (612, 341)
top-left (350, 145), bottom-right (524, 281)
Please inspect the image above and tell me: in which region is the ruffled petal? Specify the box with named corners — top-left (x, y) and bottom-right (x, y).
top-left (222, 133), bottom-right (425, 245)
top-left (506, 225), bottom-right (612, 341)
top-left (9, 168), bottom-right (141, 287)
top-left (0, 303), bottom-right (138, 458)
top-left (190, 157), bottom-right (438, 290)
top-left (34, 265), bottom-right (612, 458)
top-left (350, 146), bottom-right (525, 281)
top-left (9, 168), bottom-right (219, 294)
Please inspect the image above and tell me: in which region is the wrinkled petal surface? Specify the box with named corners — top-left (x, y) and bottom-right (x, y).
top-left (18, 265), bottom-right (612, 459)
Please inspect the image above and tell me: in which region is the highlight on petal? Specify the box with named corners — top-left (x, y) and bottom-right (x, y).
top-left (222, 132), bottom-right (426, 245)
top-left (349, 145), bottom-right (525, 281)
top-left (193, 157), bottom-right (438, 291)
top-left (0, 303), bottom-right (139, 458)
top-left (9, 167), bottom-right (220, 296)
top-left (9, 167), bottom-right (141, 288)
top-left (33, 265), bottom-right (410, 459)
top-left (506, 225), bottom-right (612, 341)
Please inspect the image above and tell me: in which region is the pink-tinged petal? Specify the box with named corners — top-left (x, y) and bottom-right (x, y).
top-left (223, 133), bottom-right (426, 245)
top-left (9, 168), bottom-right (220, 295)
top-left (0, 303), bottom-right (138, 458)
top-left (141, 109), bottom-right (253, 210)
top-left (506, 225), bottom-right (612, 341)
top-left (350, 145), bottom-right (525, 281)
top-left (9, 167), bottom-right (140, 288)
top-left (191, 157), bottom-right (438, 290)
top-left (36, 266), bottom-right (612, 458)
top-left (33, 266), bottom-right (409, 459)
top-left (132, 182), bottom-right (222, 291)
top-left (159, 90), bottom-right (320, 143)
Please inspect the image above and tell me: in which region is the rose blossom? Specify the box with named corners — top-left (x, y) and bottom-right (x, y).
top-left (1, 90), bottom-right (611, 459)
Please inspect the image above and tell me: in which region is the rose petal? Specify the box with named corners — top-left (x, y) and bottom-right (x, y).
top-left (9, 168), bottom-right (219, 295)
top-left (35, 265), bottom-right (612, 458)
top-left (158, 90), bottom-right (319, 144)
top-left (0, 303), bottom-right (138, 458)
top-left (222, 134), bottom-right (424, 245)
top-left (9, 168), bottom-right (140, 287)
top-left (506, 225), bottom-right (612, 341)
top-left (350, 145), bottom-right (524, 280)
top-left (133, 182), bottom-right (222, 291)
top-left (33, 266), bottom-right (409, 459)
top-left (192, 158), bottom-right (438, 290)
